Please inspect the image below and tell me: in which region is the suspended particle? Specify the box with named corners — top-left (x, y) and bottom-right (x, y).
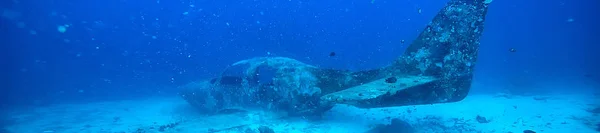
top-left (57, 25), bottom-right (67, 33)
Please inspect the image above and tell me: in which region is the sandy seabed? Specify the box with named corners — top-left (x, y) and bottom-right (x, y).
top-left (3, 93), bottom-right (599, 133)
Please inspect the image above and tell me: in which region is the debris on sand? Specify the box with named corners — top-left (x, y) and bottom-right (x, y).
top-left (367, 118), bottom-right (414, 133)
top-left (258, 126), bottom-right (275, 133)
top-left (476, 115), bottom-right (490, 123)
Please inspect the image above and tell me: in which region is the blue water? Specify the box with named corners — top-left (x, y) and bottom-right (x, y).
top-left (1, 0), bottom-right (599, 132)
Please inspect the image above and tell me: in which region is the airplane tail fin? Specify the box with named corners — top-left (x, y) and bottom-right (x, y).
top-left (321, 0), bottom-right (493, 108)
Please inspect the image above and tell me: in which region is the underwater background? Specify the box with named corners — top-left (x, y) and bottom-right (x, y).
top-left (1, 0), bottom-right (599, 132)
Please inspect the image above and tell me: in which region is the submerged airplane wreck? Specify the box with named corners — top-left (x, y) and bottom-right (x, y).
top-left (180, 0), bottom-right (493, 117)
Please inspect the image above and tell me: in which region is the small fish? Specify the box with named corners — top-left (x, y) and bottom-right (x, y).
top-left (509, 48), bottom-right (517, 52)
top-left (210, 76), bottom-right (243, 85)
top-left (401, 39), bottom-right (405, 44)
top-left (523, 130), bottom-right (536, 133)
top-left (329, 52), bottom-right (336, 57)
top-left (418, 8), bottom-right (422, 14)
